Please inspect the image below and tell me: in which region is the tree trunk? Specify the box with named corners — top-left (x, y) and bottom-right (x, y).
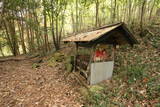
top-left (113, 0), bottom-right (117, 22)
top-left (140, 0), bottom-right (146, 37)
top-left (149, 0), bottom-right (156, 20)
top-left (3, 21), bottom-right (14, 55)
top-left (26, 22), bottom-right (32, 53)
top-left (43, 0), bottom-right (49, 52)
top-left (128, 0), bottom-right (132, 25)
top-left (6, 17), bottom-right (19, 56)
top-left (71, 10), bottom-right (76, 33)
top-left (34, 12), bottom-right (43, 52)
top-left (75, 0), bottom-right (79, 32)
top-left (17, 12), bottom-right (27, 54)
top-left (50, 0), bottom-right (58, 50)
top-left (95, 0), bottom-right (99, 27)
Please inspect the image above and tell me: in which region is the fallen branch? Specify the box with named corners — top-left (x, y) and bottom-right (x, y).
top-left (73, 72), bottom-right (89, 89)
top-left (0, 54), bottom-right (40, 62)
top-left (0, 58), bottom-right (23, 62)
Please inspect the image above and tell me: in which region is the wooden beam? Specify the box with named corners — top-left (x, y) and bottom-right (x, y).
top-left (112, 44), bottom-right (116, 61)
top-left (74, 42), bottom-right (78, 72)
top-left (87, 45), bottom-right (96, 84)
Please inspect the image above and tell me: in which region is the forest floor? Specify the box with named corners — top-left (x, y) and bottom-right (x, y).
top-left (0, 23), bottom-right (160, 107)
top-left (0, 56), bottom-right (83, 107)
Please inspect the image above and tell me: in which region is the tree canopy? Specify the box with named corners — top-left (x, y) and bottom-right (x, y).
top-left (0, 0), bottom-right (160, 56)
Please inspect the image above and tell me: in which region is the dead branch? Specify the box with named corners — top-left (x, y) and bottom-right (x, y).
top-left (0, 54), bottom-right (40, 62)
top-left (73, 72), bottom-right (89, 89)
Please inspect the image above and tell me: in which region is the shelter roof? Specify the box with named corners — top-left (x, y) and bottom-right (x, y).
top-left (63, 22), bottom-right (138, 47)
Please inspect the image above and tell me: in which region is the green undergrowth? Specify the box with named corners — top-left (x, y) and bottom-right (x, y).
top-left (128, 65), bottom-right (146, 83)
top-left (32, 63), bottom-right (40, 69)
top-left (47, 49), bottom-right (74, 72)
top-left (80, 85), bottom-right (125, 107)
top-left (82, 71), bottom-right (159, 106)
top-left (47, 52), bottom-right (65, 67)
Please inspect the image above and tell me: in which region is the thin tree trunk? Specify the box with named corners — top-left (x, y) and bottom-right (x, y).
top-left (17, 11), bottom-right (27, 54)
top-left (26, 22), bottom-right (31, 53)
top-left (140, 0), bottom-right (146, 36)
top-left (110, 0), bottom-right (117, 23)
top-left (34, 12), bottom-right (43, 52)
top-left (58, 13), bottom-right (65, 46)
top-left (50, 0), bottom-right (58, 50)
top-left (149, 0), bottom-right (156, 20)
top-left (75, 0), bottom-right (79, 32)
top-left (29, 25), bottom-right (35, 52)
top-left (7, 18), bottom-right (19, 56)
top-left (128, 0), bottom-right (132, 25)
top-left (3, 21), bottom-right (14, 55)
top-left (95, 0), bottom-right (99, 27)
top-left (43, 0), bottom-right (49, 52)
top-left (71, 10), bottom-right (76, 33)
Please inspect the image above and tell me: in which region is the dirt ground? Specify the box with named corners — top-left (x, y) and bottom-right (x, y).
top-left (0, 56), bottom-right (82, 107)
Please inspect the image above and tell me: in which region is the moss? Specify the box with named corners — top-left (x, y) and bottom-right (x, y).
top-left (32, 63), bottom-right (40, 69)
top-left (89, 85), bottom-right (104, 93)
top-left (47, 52), bottom-right (66, 67)
top-left (53, 52), bottom-right (65, 62)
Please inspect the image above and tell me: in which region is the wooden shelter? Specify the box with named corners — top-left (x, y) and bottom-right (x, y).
top-left (63, 22), bottom-right (138, 85)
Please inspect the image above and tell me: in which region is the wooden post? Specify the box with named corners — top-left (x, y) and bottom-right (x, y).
top-left (87, 45), bottom-right (96, 84)
top-left (74, 42), bottom-right (78, 72)
top-left (112, 44), bottom-right (116, 61)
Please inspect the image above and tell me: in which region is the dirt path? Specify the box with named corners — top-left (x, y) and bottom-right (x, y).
top-left (0, 58), bottom-right (82, 107)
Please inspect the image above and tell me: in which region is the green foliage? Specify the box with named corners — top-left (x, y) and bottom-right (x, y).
top-left (155, 103), bottom-right (160, 107)
top-left (48, 52), bottom-right (65, 67)
top-left (146, 76), bottom-right (160, 100)
top-left (79, 85), bottom-right (105, 106)
top-left (48, 58), bottom-right (57, 67)
top-left (52, 52), bottom-right (65, 62)
top-left (1, 0), bottom-right (160, 56)
top-left (32, 63), bottom-right (40, 69)
top-left (89, 85), bottom-right (104, 93)
top-left (64, 56), bottom-right (73, 72)
top-left (80, 85), bottom-right (125, 107)
top-left (150, 35), bottom-right (160, 48)
top-left (0, 37), bottom-right (7, 47)
top-left (127, 65), bottom-right (146, 84)
top-left (88, 91), bottom-right (105, 105)
top-left (87, 90), bottom-right (109, 106)
top-left (47, 51), bottom-right (74, 72)
top-left (126, 87), bottom-right (145, 101)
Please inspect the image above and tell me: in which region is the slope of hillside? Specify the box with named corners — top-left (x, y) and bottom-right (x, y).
top-left (80, 24), bottom-right (160, 107)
